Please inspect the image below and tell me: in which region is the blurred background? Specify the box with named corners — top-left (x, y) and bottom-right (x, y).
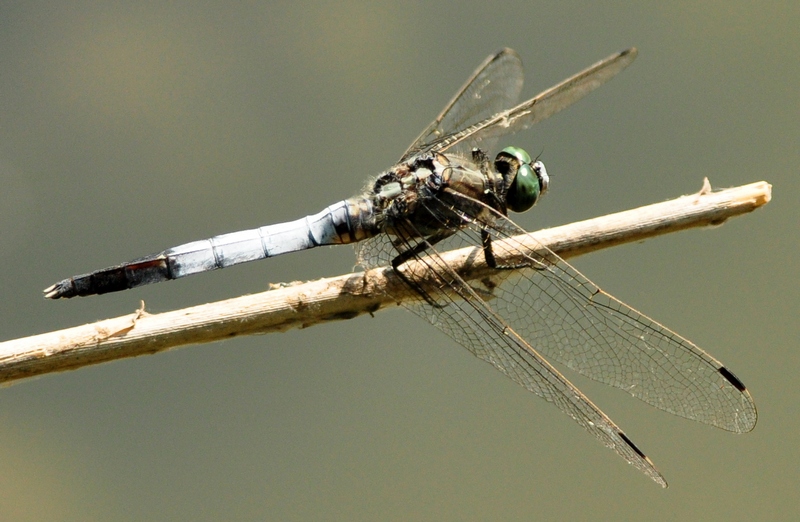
top-left (0, 1), bottom-right (797, 520)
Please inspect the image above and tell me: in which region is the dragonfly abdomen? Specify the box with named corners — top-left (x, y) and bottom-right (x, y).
top-left (44, 197), bottom-right (377, 299)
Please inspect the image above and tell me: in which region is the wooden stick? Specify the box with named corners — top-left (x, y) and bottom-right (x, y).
top-left (0, 180), bottom-right (771, 385)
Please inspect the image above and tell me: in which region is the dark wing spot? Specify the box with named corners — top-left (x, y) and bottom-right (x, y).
top-left (718, 366), bottom-right (747, 392)
top-left (618, 431), bottom-right (647, 460)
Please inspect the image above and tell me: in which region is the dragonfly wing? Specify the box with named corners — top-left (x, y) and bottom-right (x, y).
top-left (475, 210), bottom-right (757, 433)
top-left (356, 216), bottom-right (668, 487)
top-left (412, 193), bottom-right (756, 433)
top-left (401, 48), bottom-right (523, 161)
top-left (431, 48), bottom-right (638, 155)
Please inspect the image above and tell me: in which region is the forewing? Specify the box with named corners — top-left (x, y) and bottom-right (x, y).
top-left (481, 218), bottom-right (757, 433)
top-left (430, 193), bottom-right (758, 433)
top-left (430, 48), bottom-right (638, 155)
top-left (401, 48), bottom-right (523, 161)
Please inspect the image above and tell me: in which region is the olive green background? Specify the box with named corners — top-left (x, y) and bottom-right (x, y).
top-left (1, 2), bottom-right (797, 520)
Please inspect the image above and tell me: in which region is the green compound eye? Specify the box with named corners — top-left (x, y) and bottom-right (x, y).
top-left (498, 146), bottom-right (548, 213)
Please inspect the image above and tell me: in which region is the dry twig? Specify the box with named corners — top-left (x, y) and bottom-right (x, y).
top-left (0, 180), bottom-right (771, 385)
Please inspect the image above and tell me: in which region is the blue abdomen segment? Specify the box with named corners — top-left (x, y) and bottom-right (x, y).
top-left (44, 198), bottom-right (375, 299)
top-left (168, 198), bottom-right (371, 277)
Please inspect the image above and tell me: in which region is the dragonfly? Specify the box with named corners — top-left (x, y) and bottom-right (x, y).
top-left (44, 48), bottom-right (757, 487)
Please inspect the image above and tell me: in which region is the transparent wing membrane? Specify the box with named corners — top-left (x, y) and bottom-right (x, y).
top-left (357, 213), bottom-right (666, 487)
top-left (356, 194), bottom-right (756, 486)
top-left (403, 48), bottom-right (524, 160)
top-left (422, 49), bottom-right (638, 157)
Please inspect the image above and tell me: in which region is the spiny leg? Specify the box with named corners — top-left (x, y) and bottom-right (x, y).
top-left (391, 229), bottom-right (455, 308)
top-left (481, 229), bottom-right (532, 270)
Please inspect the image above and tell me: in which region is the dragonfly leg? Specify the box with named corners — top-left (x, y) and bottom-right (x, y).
top-left (391, 229), bottom-right (454, 308)
top-left (481, 229), bottom-right (531, 270)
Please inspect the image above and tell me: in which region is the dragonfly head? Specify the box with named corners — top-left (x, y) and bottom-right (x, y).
top-left (495, 146), bottom-right (549, 213)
